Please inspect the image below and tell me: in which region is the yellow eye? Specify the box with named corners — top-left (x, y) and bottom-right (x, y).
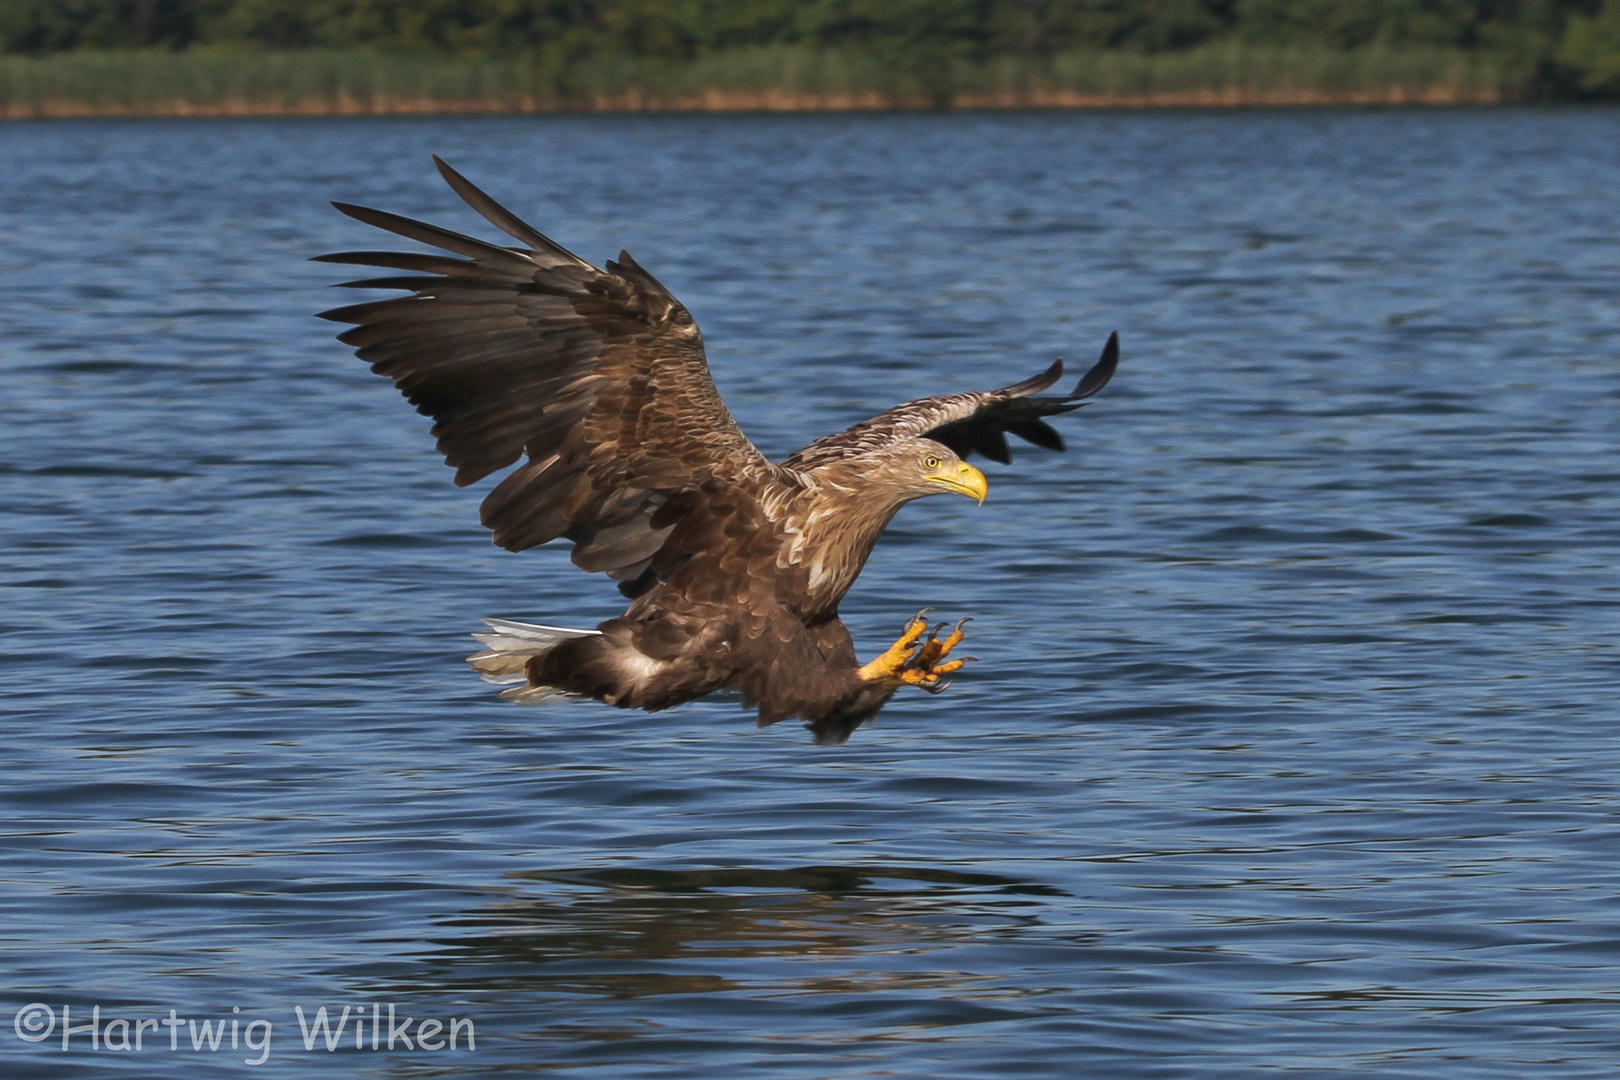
top-left (924, 454), bottom-right (941, 469)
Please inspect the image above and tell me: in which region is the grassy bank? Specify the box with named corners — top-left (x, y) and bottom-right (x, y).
top-left (0, 44), bottom-right (1515, 118)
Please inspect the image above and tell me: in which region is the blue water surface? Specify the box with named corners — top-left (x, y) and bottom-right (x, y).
top-left (2, 107), bottom-right (1619, 1078)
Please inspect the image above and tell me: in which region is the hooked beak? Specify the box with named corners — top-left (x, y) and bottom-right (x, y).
top-left (929, 461), bottom-right (988, 504)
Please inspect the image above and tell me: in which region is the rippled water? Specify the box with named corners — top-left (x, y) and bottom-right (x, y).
top-left (3, 108), bottom-right (1619, 1078)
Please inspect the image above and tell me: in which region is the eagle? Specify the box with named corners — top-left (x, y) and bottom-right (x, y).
top-left (318, 158), bottom-right (1119, 744)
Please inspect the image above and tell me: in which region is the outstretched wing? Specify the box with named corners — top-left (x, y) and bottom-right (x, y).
top-left (317, 157), bottom-right (779, 583)
top-left (782, 332), bottom-right (1119, 471)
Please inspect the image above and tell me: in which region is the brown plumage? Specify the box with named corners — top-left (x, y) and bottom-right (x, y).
top-left (318, 157), bottom-right (1119, 744)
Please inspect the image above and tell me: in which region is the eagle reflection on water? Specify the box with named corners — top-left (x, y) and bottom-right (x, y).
top-left (413, 864), bottom-right (1066, 1000)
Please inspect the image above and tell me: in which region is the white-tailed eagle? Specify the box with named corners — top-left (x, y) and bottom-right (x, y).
top-left (318, 158), bottom-right (1119, 743)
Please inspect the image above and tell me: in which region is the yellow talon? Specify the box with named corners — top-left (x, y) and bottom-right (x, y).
top-left (856, 609), bottom-right (931, 682)
top-left (859, 612), bottom-right (975, 691)
top-left (914, 617), bottom-right (970, 669)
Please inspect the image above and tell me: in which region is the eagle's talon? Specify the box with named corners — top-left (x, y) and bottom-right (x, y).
top-left (876, 631), bottom-right (973, 693)
top-left (913, 617), bottom-right (969, 670)
top-left (858, 611), bottom-right (938, 682)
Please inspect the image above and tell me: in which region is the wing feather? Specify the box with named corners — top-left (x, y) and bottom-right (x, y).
top-left (319, 159), bottom-right (779, 579)
top-left (330, 202), bottom-right (544, 272)
top-left (782, 332), bottom-right (1119, 471)
top-left (430, 154), bottom-right (592, 267)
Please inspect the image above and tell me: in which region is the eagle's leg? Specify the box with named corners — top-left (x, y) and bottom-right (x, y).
top-left (809, 615), bottom-right (975, 745)
top-left (857, 612), bottom-right (974, 692)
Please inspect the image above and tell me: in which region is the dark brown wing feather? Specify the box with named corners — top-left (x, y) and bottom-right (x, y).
top-left (317, 157), bottom-right (779, 582)
top-left (782, 331), bottom-right (1119, 470)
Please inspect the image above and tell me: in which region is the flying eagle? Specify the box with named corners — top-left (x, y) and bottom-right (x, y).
top-left (318, 158), bottom-right (1119, 744)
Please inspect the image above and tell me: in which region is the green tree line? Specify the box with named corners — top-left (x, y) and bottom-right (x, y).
top-left (2, 0), bottom-right (1619, 96)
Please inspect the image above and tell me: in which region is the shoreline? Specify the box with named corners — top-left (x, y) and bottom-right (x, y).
top-left (0, 86), bottom-right (1509, 120)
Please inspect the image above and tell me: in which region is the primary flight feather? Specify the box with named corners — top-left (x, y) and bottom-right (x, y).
top-left (318, 157), bottom-right (1119, 744)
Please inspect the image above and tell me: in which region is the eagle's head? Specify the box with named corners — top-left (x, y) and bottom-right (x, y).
top-left (878, 439), bottom-right (988, 505)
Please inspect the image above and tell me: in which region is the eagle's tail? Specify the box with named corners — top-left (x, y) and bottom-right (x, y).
top-left (467, 618), bottom-right (600, 704)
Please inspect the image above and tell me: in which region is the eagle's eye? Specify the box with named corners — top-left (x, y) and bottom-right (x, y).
top-left (923, 453), bottom-right (942, 470)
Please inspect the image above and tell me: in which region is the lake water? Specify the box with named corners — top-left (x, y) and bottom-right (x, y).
top-left (2, 107), bottom-right (1619, 1078)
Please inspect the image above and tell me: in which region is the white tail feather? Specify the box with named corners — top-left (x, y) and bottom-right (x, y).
top-left (498, 684), bottom-right (573, 704)
top-left (466, 617), bottom-right (599, 704)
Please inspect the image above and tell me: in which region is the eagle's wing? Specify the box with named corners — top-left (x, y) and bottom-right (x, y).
top-left (317, 158), bottom-right (779, 583)
top-left (781, 332), bottom-right (1119, 470)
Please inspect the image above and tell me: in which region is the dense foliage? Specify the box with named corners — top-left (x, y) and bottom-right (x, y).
top-left (2, 0), bottom-right (1618, 95)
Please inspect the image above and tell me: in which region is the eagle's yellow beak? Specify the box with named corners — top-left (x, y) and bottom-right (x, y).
top-left (929, 461), bottom-right (988, 504)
